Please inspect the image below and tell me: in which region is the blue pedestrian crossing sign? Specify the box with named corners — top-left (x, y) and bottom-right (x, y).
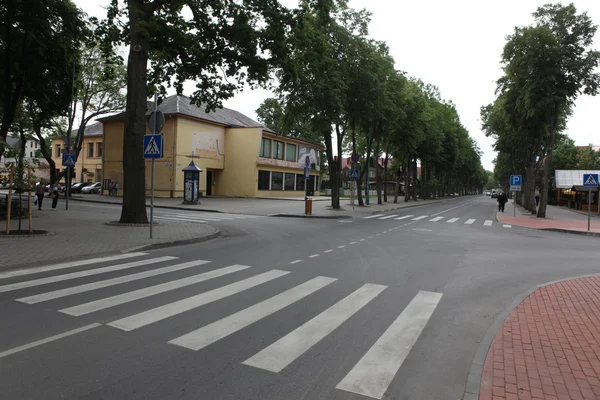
top-left (583, 174), bottom-right (599, 187)
top-left (62, 153), bottom-right (76, 167)
top-left (143, 134), bottom-right (163, 159)
top-left (349, 169), bottom-right (360, 180)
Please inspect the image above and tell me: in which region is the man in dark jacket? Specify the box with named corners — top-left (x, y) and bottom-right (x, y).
top-left (497, 192), bottom-right (508, 212)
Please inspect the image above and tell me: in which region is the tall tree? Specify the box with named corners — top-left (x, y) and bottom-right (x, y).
top-left (0, 0), bottom-right (84, 157)
top-left (100, 0), bottom-right (289, 223)
top-left (499, 3), bottom-right (600, 217)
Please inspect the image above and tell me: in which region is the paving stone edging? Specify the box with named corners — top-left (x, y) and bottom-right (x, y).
top-left (462, 273), bottom-right (600, 400)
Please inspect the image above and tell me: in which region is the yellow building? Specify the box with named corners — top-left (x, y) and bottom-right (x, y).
top-left (50, 123), bottom-right (104, 183)
top-left (99, 95), bottom-right (323, 198)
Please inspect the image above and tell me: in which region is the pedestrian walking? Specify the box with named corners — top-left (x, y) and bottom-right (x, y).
top-left (497, 192), bottom-right (508, 212)
top-left (35, 183), bottom-right (45, 210)
top-left (51, 184), bottom-right (59, 210)
top-left (535, 194), bottom-right (540, 207)
top-left (113, 182), bottom-right (119, 196)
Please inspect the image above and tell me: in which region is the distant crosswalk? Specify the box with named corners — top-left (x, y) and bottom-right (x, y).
top-left (1, 253), bottom-right (442, 399)
top-left (363, 214), bottom-right (508, 228)
top-left (154, 212), bottom-right (262, 224)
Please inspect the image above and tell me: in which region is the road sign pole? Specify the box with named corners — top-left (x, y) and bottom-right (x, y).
top-left (588, 188), bottom-right (592, 232)
top-left (150, 94), bottom-right (157, 239)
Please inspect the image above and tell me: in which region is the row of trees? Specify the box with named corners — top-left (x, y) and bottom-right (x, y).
top-left (255, 1), bottom-right (487, 207)
top-left (2, 0), bottom-right (485, 222)
top-left (482, 3), bottom-right (600, 217)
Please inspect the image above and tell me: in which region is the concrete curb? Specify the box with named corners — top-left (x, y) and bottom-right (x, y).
top-left (68, 196), bottom-right (224, 213)
top-left (539, 227), bottom-right (600, 237)
top-left (120, 229), bottom-right (222, 252)
top-left (462, 272), bottom-right (600, 400)
top-left (268, 214), bottom-right (352, 219)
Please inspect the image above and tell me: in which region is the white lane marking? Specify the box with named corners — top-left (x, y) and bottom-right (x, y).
top-left (309, 254), bottom-right (319, 258)
top-left (411, 216), bottom-right (428, 221)
top-left (446, 218), bottom-right (459, 224)
top-left (0, 323), bottom-right (101, 359)
top-left (0, 253), bottom-right (148, 279)
top-left (363, 215), bottom-right (381, 219)
top-left (484, 220), bottom-right (493, 227)
top-left (503, 225), bottom-right (512, 228)
top-left (378, 215), bottom-right (398, 220)
top-left (154, 216), bottom-right (208, 223)
top-left (324, 249), bottom-right (333, 253)
top-left (0, 256), bottom-right (177, 294)
top-left (429, 217), bottom-right (444, 222)
top-left (394, 215), bottom-right (413, 220)
top-left (16, 260), bottom-right (211, 304)
top-left (60, 264), bottom-right (252, 316)
top-left (350, 242), bottom-right (357, 244)
top-left (169, 277), bottom-right (338, 351)
top-left (243, 283), bottom-right (387, 373)
top-left (336, 291), bottom-right (443, 399)
top-left (368, 236), bottom-right (374, 239)
top-left (106, 270), bottom-right (289, 331)
top-left (464, 219), bottom-right (476, 225)
top-left (159, 214), bottom-right (225, 222)
top-left (337, 245), bottom-right (346, 249)
top-left (290, 260), bottom-right (303, 264)
top-left (430, 203), bottom-right (468, 216)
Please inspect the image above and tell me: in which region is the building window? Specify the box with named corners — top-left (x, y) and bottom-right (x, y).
top-left (88, 142), bottom-right (94, 158)
top-left (285, 143), bottom-right (296, 162)
top-left (30, 151), bottom-right (33, 158)
top-left (97, 142), bottom-right (103, 158)
top-left (258, 170), bottom-right (270, 190)
top-left (284, 173), bottom-right (295, 190)
top-left (296, 174), bottom-right (305, 191)
top-left (271, 172), bottom-right (283, 190)
top-left (55, 144), bottom-right (61, 158)
top-left (274, 141), bottom-right (284, 160)
top-left (260, 138), bottom-right (271, 158)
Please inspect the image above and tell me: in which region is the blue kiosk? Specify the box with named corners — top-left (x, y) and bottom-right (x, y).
top-left (182, 160), bottom-right (202, 204)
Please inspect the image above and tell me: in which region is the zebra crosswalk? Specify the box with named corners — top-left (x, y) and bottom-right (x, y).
top-left (153, 212), bottom-right (263, 224)
top-left (0, 253), bottom-right (442, 399)
top-left (363, 214), bottom-right (511, 228)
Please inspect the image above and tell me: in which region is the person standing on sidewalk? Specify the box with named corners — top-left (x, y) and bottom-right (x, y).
top-left (51, 184), bottom-right (59, 210)
top-left (35, 184), bottom-right (45, 210)
top-left (497, 191), bottom-right (508, 212)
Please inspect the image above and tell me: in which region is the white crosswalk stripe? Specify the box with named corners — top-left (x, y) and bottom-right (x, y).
top-left (378, 215), bottom-right (398, 220)
top-left (363, 214), bottom-right (381, 219)
top-left (243, 283), bottom-right (386, 372)
top-left (61, 264), bottom-right (253, 317)
top-left (484, 220), bottom-right (493, 226)
top-left (169, 276), bottom-right (337, 351)
top-left (0, 256), bottom-right (177, 294)
top-left (8, 255), bottom-right (446, 397)
top-left (16, 260), bottom-right (211, 304)
top-left (411, 216), bottom-right (428, 221)
top-left (393, 215), bottom-right (413, 220)
top-left (154, 212), bottom-right (262, 224)
top-left (446, 218), bottom-right (459, 223)
top-left (503, 224), bottom-right (512, 228)
top-left (107, 270), bottom-right (289, 331)
top-left (336, 291), bottom-right (443, 399)
top-left (429, 217), bottom-right (444, 222)
top-left (464, 219), bottom-right (476, 225)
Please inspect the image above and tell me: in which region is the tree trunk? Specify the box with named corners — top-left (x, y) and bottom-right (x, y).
top-left (383, 152), bottom-right (389, 203)
top-left (374, 139), bottom-right (382, 204)
top-left (31, 117), bottom-right (57, 184)
top-left (404, 158), bottom-right (410, 202)
top-left (324, 130), bottom-right (340, 209)
top-left (538, 126), bottom-right (558, 218)
top-left (394, 168), bottom-right (399, 203)
top-left (352, 121), bottom-right (364, 206)
top-left (120, 0), bottom-right (150, 224)
top-left (364, 130), bottom-right (373, 203)
top-left (412, 157), bottom-right (418, 201)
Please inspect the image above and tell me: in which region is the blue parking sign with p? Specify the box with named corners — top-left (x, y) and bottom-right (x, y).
top-left (510, 175), bottom-right (522, 186)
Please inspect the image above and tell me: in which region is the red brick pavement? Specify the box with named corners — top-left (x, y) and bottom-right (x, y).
top-left (480, 276), bottom-right (600, 400)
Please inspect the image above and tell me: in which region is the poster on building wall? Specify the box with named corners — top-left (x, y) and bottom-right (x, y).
top-left (297, 146), bottom-right (319, 170)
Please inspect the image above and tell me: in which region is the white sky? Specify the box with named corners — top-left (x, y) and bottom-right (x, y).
top-left (75, 0), bottom-right (600, 171)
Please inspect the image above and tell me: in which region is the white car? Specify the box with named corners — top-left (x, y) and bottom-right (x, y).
top-left (81, 182), bottom-right (101, 194)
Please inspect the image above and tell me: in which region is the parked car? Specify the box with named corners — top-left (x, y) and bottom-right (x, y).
top-left (44, 183), bottom-right (65, 193)
top-left (81, 182), bottom-right (101, 194)
top-left (491, 189), bottom-right (498, 198)
top-left (71, 182), bottom-right (92, 193)
top-left (485, 191), bottom-right (491, 196)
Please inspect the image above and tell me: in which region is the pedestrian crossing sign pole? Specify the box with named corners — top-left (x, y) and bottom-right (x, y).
top-left (144, 94), bottom-right (164, 238)
top-left (583, 174), bottom-right (598, 231)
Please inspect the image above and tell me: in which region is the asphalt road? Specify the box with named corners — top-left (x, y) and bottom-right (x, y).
top-left (1, 196), bottom-right (600, 400)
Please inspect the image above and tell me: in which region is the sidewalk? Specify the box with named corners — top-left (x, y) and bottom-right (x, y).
top-left (477, 275), bottom-right (600, 400)
top-left (497, 201), bottom-right (600, 235)
top-left (0, 205), bottom-right (219, 270)
top-left (66, 193), bottom-right (451, 218)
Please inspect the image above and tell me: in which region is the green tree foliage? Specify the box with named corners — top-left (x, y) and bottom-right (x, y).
top-left (99, 0), bottom-right (290, 223)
